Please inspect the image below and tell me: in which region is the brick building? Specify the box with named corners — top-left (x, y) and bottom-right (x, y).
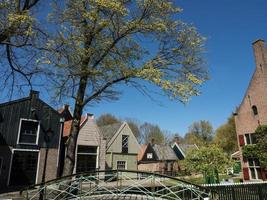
top-left (234, 39), bottom-right (267, 181)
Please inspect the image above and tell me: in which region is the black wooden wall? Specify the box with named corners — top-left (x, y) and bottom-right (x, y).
top-left (0, 91), bottom-right (62, 148)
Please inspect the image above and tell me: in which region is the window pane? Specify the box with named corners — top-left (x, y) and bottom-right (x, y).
top-left (250, 168), bottom-right (256, 179)
top-left (248, 159), bottom-right (254, 166)
top-left (252, 105), bottom-right (258, 115)
top-left (254, 159), bottom-right (260, 166)
top-left (147, 153), bottom-right (153, 159)
top-left (9, 151), bottom-right (38, 186)
top-left (256, 168), bottom-right (262, 179)
top-left (76, 154), bottom-right (97, 172)
top-left (245, 134), bottom-right (251, 144)
top-left (122, 135), bottom-right (129, 153)
top-left (19, 120), bottom-right (38, 144)
top-left (78, 146), bottom-right (97, 154)
top-left (117, 161), bottom-right (126, 170)
top-left (251, 134), bottom-right (257, 144)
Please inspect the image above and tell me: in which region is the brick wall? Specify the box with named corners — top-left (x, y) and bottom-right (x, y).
top-left (234, 39), bottom-right (267, 181)
top-left (36, 148), bottom-right (59, 183)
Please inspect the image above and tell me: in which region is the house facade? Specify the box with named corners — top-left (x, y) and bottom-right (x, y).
top-left (0, 91), bottom-right (63, 190)
top-left (137, 143), bottom-right (179, 176)
top-left (100, 122), bottom-right (140, 171)
top-left (59, 107), bottom-right (106, 174)
top-left (234, 39), bottom-right (267, 181)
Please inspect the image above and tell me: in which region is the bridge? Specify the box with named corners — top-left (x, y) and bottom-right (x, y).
top-left (20, 170), bottom-right (214, 200)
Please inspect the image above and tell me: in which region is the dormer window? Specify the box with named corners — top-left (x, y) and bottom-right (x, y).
top-left (147, 153), bottom-right (153, 159)
top-left (17, 119), bottom-right (39, 145)
top-left (252, 105), bottom-right (258, 115)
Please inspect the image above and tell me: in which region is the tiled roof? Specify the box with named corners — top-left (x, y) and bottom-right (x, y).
top-left (99, 122), bottom-right (123, 143)
top-left (152, 144), bottom-right (177, 161)
top-left (137, 144), bottom-right (148, 162)
top-left (179, 144), bottom-right (198, 155)
top-left (63, 116), bottom-right (87, 137)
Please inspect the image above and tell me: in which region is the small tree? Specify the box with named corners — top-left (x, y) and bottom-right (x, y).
top-left (140, 122), bottom-right (165, 144)
top-left (185, 145), bottom-right (231, 183)
top-left (184, 120), bottom-right (213, 146)
top-left (96, 113), bottom-right (120, 126)
top-left (255, 125), bottom-right (267, 169)
top-left (213, 116), bottom-right (238, 155)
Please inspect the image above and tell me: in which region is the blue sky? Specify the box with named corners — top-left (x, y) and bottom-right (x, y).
top-left (85, 0), bottom-right (267, 135)
top-left (2, 0), bottom-right (267, 136)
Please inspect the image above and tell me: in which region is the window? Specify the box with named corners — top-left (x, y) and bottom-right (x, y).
top-left (9, 150), bottom-right (39, 186)
top-left (77, 146), bottom-right (97, 154)
top-left (117, 161), bottom-right (126, 170)
top-left (18, 119), bottom-right (39, 144)
top-left (252, 105), bottom-right (258, 115)
top-left (76, 145), bottom-right (97, 173)
top-left (245, 133), bottom-right (257, 145)
top-left (122, 135), bottom-right (129, 153)
top-left (248, 159), bottom-right (262, 180)
top-left (147, 153), bottom-right (153, 159)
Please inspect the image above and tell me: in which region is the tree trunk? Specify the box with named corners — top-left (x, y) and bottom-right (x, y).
top-left (62, 12), bottom-right (91, 176)
top-left (62, 75), bottom-right (88, 176)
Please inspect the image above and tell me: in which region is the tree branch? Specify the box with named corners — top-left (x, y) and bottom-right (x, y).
top-left (83, 75), bottom-right (131, 106)
top-left (6, 44), bottom-right (32, 89)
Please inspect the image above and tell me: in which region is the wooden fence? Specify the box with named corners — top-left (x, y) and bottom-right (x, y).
top-left (203, 181), bottom-right (267, 200)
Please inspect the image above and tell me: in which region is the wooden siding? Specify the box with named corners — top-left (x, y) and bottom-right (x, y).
top-left (76, 116), bottom-right (106, 170)
top-left (107, 123), bottom-right (140, 154)
top-left (138, 143), bottom-right (158, 163)
top-left (0, 93), bottom-right (61, 148)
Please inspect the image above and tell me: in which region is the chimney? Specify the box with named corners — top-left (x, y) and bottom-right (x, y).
top-left (252, 39), bottom-right (267, 71)
top-left (87, 113), bottom-right (94, 120)
top-left (29, 90), bottom-right (39, 99)
top-left (64, 104), bottom-right (69, 110)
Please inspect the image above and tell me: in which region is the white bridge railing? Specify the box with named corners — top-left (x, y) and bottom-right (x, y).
top-left (20, 170), bottom-right (214, 200)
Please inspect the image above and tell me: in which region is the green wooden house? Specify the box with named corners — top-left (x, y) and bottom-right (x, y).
top-left (100, 122), bottom-right (140, 171)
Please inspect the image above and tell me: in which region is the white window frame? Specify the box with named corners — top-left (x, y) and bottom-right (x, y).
top-left (116, 160), bottom-right (127, 170)
top-left (16, 118), bottom-right (40, 145)
top-left (7, 148), bottom-right (40, 186)
top-left (75, 145), bottom-right (98, 173)
top-left (248, 159), bottom-right (261, 180)
top-left (147, 153), bottom-right (153, 159)
top-left (244, 133), bottom-right (256, 145)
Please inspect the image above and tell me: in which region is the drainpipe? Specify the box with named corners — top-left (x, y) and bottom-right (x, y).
top-left (56, 118), bottom-right (65, 177)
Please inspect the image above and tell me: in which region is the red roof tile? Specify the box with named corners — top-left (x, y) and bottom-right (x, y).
top-left (63, 116), bottom-right (87, 137)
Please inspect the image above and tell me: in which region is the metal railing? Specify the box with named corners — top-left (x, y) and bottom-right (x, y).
top-left (20, 170), bottom-right (214, 200)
